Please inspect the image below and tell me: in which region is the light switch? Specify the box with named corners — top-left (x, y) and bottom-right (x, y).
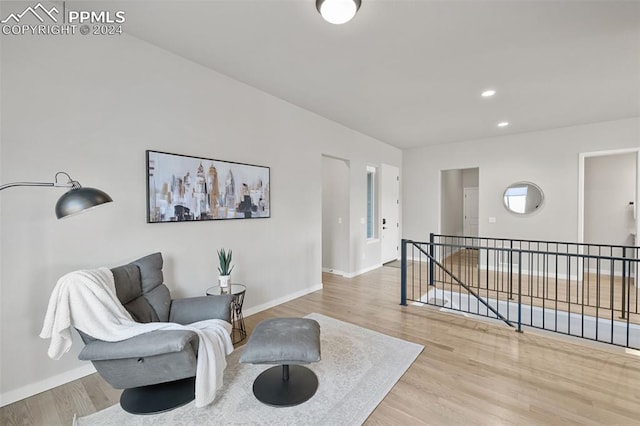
top-left (489, 217), bottom-right (496, 223)
top-left (360, 217), bottom-right (365, 225)
top-left (338, 217), bottom-right (342, 224)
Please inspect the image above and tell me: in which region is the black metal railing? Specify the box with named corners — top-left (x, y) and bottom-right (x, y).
top-left (401, 233), bottom-right (640, 349)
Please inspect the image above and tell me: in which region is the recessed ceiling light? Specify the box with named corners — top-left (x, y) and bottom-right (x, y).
top-left (481, 89), bottom-right (496, 97)
top-left (497, 121), bottom-right (509, 128)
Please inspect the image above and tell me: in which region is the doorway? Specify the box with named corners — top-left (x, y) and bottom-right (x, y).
top-left (579, 148), bottom-right (639, 280)
top-left (584, 153), bottom-right (636, 246)
top-left (321, 155), bottom-right (350, 275)
top-left (440, 167), bottom-right (479, 237)
top-left (579, 149), bottom-right (639, 247)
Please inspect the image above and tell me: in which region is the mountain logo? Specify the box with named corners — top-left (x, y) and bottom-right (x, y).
top-left (1, 3), bottom-right (59, 24)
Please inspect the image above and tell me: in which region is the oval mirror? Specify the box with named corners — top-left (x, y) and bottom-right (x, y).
top-left (503, 182), bottom-right (544, 215)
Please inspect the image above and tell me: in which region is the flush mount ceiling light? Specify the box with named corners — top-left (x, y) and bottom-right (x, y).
top-left (316, 0), bottom-right (361, 25)
top-left (481, 89), bottom-right (496, 97)
top-left (497, 121), bottom-right (510, 128)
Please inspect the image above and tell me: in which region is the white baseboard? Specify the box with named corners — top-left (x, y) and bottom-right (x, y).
top-left (586, 267), bottom-right (636, 279)
top-left (322, 265), bottom-right (383, 278)
top-left (243, 283), bottom-right (323, 317)
top-left (0, 364), bottom-right (96, 408)
top-left (322, 268), bottom-right (346, 276)
top-left (343, 264), bottom-right (382, 278)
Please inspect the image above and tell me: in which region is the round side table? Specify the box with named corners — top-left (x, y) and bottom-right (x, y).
top-left (206, 284), bottom-right (246, 344)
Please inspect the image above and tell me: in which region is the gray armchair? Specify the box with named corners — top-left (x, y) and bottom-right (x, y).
top-left (76, 252), bottom-right (233, 414)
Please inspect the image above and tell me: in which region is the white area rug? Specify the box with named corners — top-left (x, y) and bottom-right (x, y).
top-left (76, 313), bottom-right (424, 426)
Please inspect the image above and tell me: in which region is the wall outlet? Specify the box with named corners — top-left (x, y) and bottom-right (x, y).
top-left (489, 217), bottom-right (496, 223)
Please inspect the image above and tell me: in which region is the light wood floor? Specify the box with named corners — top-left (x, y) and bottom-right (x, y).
top-left (3, 266), bottom-right (640, 425)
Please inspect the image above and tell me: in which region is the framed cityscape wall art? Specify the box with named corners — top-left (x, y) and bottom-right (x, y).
top-left (146, 150), bottom-right (270, 223)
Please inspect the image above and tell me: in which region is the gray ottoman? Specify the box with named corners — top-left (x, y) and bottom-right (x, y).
top-left (239, 318), bottom-right (321, 406)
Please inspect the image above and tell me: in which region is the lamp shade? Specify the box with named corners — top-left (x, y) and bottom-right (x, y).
top-left (316, 0), bottom-right (361, 24)
top-left (55, 187), bottom-right (113, 219)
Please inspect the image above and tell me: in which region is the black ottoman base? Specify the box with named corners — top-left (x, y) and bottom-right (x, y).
top-left (120, 377), bottom-right (195, 415)
top-left (252, 365), bottom-right (318, 407)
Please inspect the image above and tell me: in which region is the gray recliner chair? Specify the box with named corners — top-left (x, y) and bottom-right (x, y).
top-left (76, 252), bottom-right (233, 414)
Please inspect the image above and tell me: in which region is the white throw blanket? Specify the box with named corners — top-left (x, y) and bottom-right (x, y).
top-left (39, 267), bottom-right (234, 408)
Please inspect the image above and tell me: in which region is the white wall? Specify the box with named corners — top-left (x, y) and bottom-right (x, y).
top-left (322, 156), bottom-right (350, 274)
top-left (585, 153), bottom-right (636, 246)
top-left (0, 30), bottom-right (401, 402)
top-left (462, 168), bottom-right (479, 188)
top-left (404, 118), bottom-right (640, 243)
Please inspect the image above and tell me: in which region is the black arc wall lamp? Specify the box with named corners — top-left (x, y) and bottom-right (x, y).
top-left (0, 172), bottom-right (113, 219)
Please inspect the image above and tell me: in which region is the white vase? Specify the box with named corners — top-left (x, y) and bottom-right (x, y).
top-left (218, 275), bottom-right (231, 289)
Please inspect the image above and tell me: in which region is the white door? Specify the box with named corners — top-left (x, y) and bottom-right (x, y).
top-left (463, 187), bottom-right (479, 237)
top-left (381, 164), bottom-right (400, 263)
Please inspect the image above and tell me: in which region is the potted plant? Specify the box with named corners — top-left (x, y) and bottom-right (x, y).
top-left (217, 248), bottom-right (234, 290)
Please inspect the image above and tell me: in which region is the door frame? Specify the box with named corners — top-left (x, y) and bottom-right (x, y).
top-left (438, 167), bottom-right (480, 238)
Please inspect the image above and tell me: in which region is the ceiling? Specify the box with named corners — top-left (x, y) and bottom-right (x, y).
top-left (79, 0), bottom-right (640, 149)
